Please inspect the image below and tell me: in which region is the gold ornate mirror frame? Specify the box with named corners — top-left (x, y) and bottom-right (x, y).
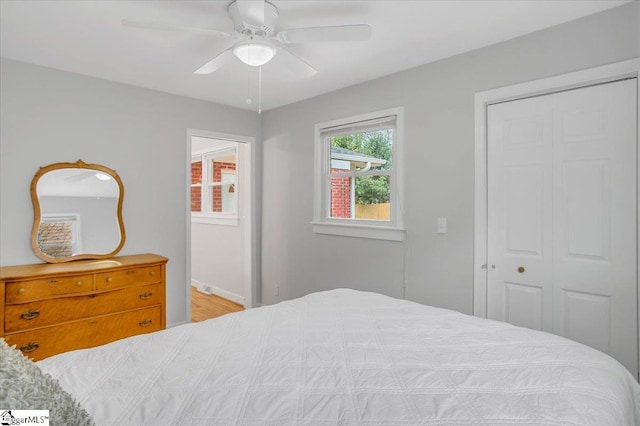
top-left (30, 160), bottom-right (126, 263)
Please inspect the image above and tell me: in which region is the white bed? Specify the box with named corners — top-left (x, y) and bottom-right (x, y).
top-left (38, 289), bottom-right (640, 425)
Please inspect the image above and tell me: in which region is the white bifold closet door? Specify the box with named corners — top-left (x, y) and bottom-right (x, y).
top-left (487, 78), bottom-right (638, 377)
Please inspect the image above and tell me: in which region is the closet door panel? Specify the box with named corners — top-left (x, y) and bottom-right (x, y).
top-left (552, 79), bottom-right (637, 376)
top-left (487, 95), bottom-right (553, 333)
top-left (487, 78), bottom-right (638, 377)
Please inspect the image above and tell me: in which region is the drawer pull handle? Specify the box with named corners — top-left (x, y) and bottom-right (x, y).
top-left (76, 280), bottom-right (83, 287)
top-left (17, 288), bottom-right (25, 294)
top-left (47, 279), bottom-right (57, 284)
top-left (21, 309), bottom-right (40, 320)
top-left (20, 342), bottom-right (39, 353)
top-left (126, 270), bottom-right (135, 275)
top-left (150, 271), bottom-right (156, 276)
top-left (139, 319), bottom-right (153, 327)
top-left (106, 277), bottom-right (113, 283)
top-left (139, 292), bottom-right (153, 300)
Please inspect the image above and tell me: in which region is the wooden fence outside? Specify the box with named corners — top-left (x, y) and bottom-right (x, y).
top-left (355, 203), bottom-right (390, 220)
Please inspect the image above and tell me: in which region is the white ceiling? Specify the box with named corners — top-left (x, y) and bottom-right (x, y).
top-left (0, 0), bottom-right (628, 112)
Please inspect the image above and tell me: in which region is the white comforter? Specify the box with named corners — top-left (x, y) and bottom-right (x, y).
top-left (38, 289), bottom-right (640, 425)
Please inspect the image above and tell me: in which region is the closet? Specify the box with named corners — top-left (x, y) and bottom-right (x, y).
top-left (486, 78), bottom-right (638, 376)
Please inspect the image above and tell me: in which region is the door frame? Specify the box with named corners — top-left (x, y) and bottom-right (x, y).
top-left (474, 58), bottom-right (640, 376)
top-left (185, 128), bottom-right (256, 322)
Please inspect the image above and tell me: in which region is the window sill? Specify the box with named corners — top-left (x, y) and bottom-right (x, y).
top-left (311, 221), bottom-right (405, 241)
top-left (192, 215), bottom-right (239, 227)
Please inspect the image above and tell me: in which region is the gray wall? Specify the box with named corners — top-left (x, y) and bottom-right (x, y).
top-left (191, 222), bottom-right (246, 300)
top-left (0, 58), bottom-right (260, 326)
top-left (260, 2), bottom-right (640, 311)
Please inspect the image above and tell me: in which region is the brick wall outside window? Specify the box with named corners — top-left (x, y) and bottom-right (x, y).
top-left (330, 168), bottom-right (351, 218)
top-left (191, 161), bottom-right (202, 212)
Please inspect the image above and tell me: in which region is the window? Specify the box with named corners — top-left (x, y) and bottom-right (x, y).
top-left (313, 107), bottom-right (404, 241)
top-left (37, 214), bottom-right (81, 257)
top-left (191, 146), bottom-right (238, 225)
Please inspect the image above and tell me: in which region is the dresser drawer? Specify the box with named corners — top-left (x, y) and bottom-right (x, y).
top-left (4, 284), bottom-right (162, 332)
top-left (4, 306), bottom-right (162, 361)
top-left (95, 265), bottom-right (161, 291)
top-left (5, 274), bottom-right (94, 303)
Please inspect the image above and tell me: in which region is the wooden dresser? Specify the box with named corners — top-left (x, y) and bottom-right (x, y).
top-left (0, 253), bottom-right (168, 361)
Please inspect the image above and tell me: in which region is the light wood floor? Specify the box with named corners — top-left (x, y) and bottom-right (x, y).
top-left (191, 286), bottom-right (244, 322)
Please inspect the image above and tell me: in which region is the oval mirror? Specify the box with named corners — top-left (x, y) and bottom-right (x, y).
top-left (30, 160), bottom-right (125, 263)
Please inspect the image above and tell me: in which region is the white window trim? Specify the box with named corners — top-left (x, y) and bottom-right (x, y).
top-left (191, 145), bottom-right (239, 226)
top-left (191, 214), bottom-right (239, 226)
top-left (312, 107), bottom-right (405, 241)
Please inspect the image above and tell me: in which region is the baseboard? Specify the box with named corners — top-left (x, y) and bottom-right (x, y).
top-left (191, 279), bottom-right (245, 305)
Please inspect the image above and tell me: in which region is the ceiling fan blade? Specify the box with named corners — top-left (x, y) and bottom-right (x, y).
top-left (275, 24), bottom-right (371, 44)
top-left (122, 19), bottom-right (232, 39)
top-left (236, 0), bottom-right (265, 28)
top-left (65, 171), bottom-right (96, 182)
top-left (194, 49), bottom-right (235, 74)
top-left (276, 47), bottom-right (317, 78)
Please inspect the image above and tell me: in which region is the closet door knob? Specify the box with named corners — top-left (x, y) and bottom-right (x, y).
top-left (517, 266), bottom-right (525, 273)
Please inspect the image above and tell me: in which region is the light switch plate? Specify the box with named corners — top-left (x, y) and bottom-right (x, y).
top-left (437, 217), bottom-right (447, 234)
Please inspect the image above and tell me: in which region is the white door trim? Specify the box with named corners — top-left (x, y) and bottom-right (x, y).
top-left (474, 58), bottom-right (640, 378)
top-left (185, 128), bottom-right (257, 322)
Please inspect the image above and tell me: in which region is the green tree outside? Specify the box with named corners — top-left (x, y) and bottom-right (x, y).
top-left (331, 129), bottom-right (393, 205)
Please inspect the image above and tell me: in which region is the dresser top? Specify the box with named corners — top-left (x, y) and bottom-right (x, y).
top-left (0, 253), bottom-right (168, 281)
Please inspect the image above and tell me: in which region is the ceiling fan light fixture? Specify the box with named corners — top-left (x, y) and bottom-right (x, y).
top-left (95, 172), bottom-right (112, 181)
top-left (233, 40), bottom-right (276, 67)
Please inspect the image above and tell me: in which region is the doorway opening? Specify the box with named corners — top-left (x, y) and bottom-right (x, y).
top-left (186, 129), bottom-right (254, 322)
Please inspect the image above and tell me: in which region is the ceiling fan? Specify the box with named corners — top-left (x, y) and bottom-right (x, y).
top-left (122, 0), bottom-right (371, 78)
top-left (65, 171), bottom-right (112, 182)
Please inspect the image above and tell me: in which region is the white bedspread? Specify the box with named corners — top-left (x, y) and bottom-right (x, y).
top-left (38, 289), bottom-right (640, 425)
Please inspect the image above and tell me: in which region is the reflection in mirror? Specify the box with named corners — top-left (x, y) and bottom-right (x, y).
top-left (31, 160), bottom-right (125, 263)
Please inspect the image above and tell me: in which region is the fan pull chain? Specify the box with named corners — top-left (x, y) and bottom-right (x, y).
top-left (258, 66), bottom-right (262, 114)
top-left (245, 61), bottom-right (252, 105)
